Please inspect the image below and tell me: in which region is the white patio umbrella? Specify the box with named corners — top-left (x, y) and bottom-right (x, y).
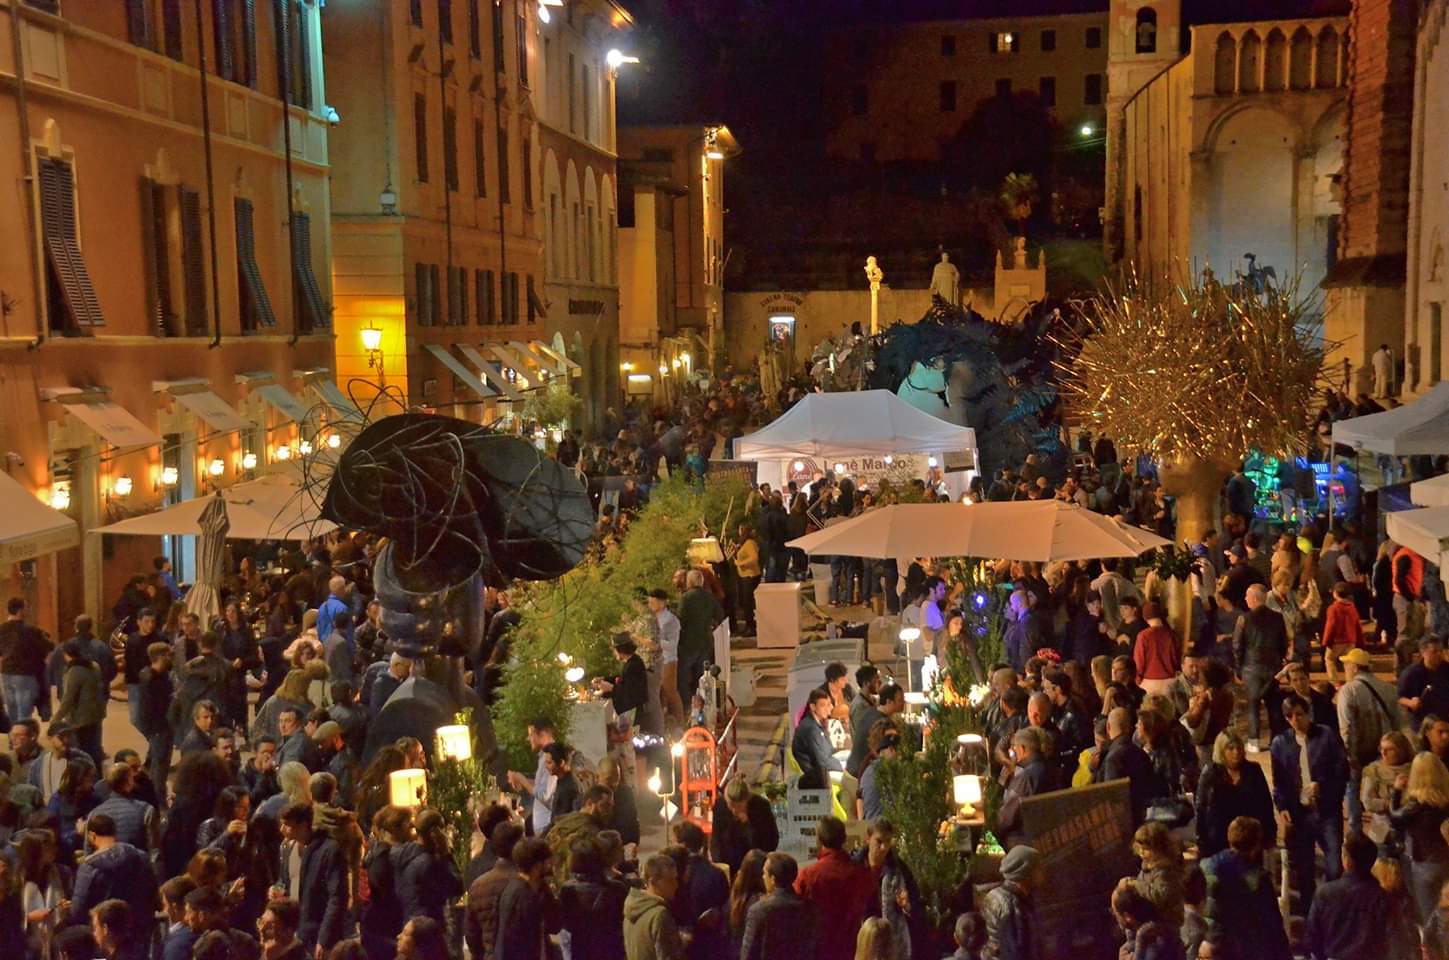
top-left (93, 475), bottom-right (336, 541)
top-left (183, 495), bottom-right (230, 623)
top-left (785, 500), bottom-right (1171, 562)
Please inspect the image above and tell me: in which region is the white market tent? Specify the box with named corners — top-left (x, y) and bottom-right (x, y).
top-left (92, 474), bottom-right (335, 541)
top-left (735, 390), bottom-right (978, 492)
top-left (1385, 506), bottom-right (1449, 565)
top-left (1331, 382), bottom-right (1449, 455)
top-left (1412, 473), bottom-right (1449, 507)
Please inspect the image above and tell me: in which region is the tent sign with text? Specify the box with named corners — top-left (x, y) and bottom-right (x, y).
top-left (1019, 779), bottom-right (1135, 957)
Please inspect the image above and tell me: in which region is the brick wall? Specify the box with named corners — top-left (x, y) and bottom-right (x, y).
top-left (1338, 0), bottom-right (1420, 262)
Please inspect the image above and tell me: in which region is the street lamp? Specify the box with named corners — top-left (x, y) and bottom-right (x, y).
top-left (606, 49), bottom-right (639, 70)
top-left (275, 445), bottom-right (292, 461)
top-left (112, 476), bottom-right (133, 497)
top-left (160, 466), bottom-right (179, 487)
top-left (361, 325), bottom-right (384, 381)
top-left (1080, 123), bottom-right (1094, 137)
top-left (241, 452), bottom-right (258, 472)
top-left (207, 458), bottom-right (225, 478)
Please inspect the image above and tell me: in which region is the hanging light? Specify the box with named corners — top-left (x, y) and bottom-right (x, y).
top-left (299, 440), bottom-right (313, 456)
top-left (207, 458), bottom-right (225, 477)
top-left (112, 476), bottom-right (133, 497)
top-left (49, 482), bottom-right (71, 511)
top-left (435, 725), bottom-right (472, 762)
top-left (275, 445), bottom-right (292, 461)
top-left (160, 466), bottom-right (179, 487)
top-left (241, 452), bottom-right (258, 471)
top-left (327, 433), bottom-right (342, 450)
top-left (388, 768), bottom-right (427, 808)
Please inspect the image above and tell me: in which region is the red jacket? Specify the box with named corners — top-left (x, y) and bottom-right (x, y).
top-left (1321, 598), bottom-right (1364, 648)
top-left (1133, 623), bottom-right (1180, 681)
top-left (795, 848), bottom-right (873, 960)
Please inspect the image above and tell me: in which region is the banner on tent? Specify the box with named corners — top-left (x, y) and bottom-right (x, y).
top-left (708, 460), bottom-right (759, 488)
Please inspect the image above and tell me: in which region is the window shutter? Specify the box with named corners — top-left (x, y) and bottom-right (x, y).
top-left (415, 263), bottom-right (431, 326)
top-left (468, 0), bottom-right (481, 58)
top-left (162, 0), bottom-right (184, 59)
top-left (444, 107), bottom-right (458, 191)
top-left (294, 1), bottom-right (312, 107)
top-left (447, 267), bottom-right (460, 324)
top-left (429, 264), bottom-right (443, 326)
top-left (492, 0), bottom-right (504, 71)
top-left (234, 197), bottom-right (276, 329)
top-left (511, 272), bottom-right (520, 324)
top-left (459, 268), bottom-right (470, 325)
top-left (496, 123), bottom-right (510, 203)
top-left (126, 0), bottom-right (151, 49)
top-left (473, 119), bottom-right (487, 197)
top-left (141, 178), bottom-right (177, 336)
top-left (291, 213), bottom-right (328, 331)
top-left (415, 94), bottom-right (429, 183)
top-left (242, 0), bottom-right (258, 88)
top-left (38, 158), bottom-right (105, 328)
top-left (179, 187), bottom-right (209, 336)
top-left (212, 0), bottom-right (235, 82)
top-left (522, 138), bottom-right (532, 209)
top-left (438, 0), bottom-right (453, 44)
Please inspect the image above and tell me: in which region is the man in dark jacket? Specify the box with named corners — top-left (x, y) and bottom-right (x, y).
top-left (981, 846), bottom-right (1042, 960)
top-left (279, 801), bottom-right (349, 954)
top-left (86, 764), bottom-right (158, 853)
top-left (257, 899), bottom-right (308, 960)
top-left (1306, 832), bottom-right (1388, 960)
top-left (739, 852), bottom-right (818, 960)
top-left (495, 837), bottom-right (559, 960)
top-left (1233, 584), bottom-right (1287, 749)
top-left (277, 707), bottom-right (321, 771)
top-left (136, 642), bottom-right (175, 791)
top-left (675, 822), bottom-right (729, 960)
top-left (791, 688), bottom-right (843, 789)
top-left (559, 837), bottom-right (627, 960)
top-left (1270, 693), bottom-right (1349, 914)
top-left (677, 570), bottom-right (724, 708)
top-left (91, 899), bottom-right (148, 960)
top-left (70, 815), bottom-right (158, 947)
top-left (465, 821), bottom-right (523, 960)
top-left (710, 778), bottom-right (779, 874)
top-left (1096, 707), bottom-right (1162, 825)
top-left (1201, 816), bottom-right (1291, 960)
top-left (0, 596), bottom-right (50, 722)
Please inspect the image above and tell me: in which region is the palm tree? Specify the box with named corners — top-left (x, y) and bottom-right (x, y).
top-left (999, 172), bottom-right (1039, 236)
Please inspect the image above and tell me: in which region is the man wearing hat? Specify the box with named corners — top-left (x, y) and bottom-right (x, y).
top-left (1337, 646), bottom-right (1405, 825)
top-left (314, 720), bottom-right (358, 803)
top-left (981, 845), bottom-right (1042, 960)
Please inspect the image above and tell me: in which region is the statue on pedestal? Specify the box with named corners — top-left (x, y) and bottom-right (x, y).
top-left (929, 251), bottom-right (961, 306)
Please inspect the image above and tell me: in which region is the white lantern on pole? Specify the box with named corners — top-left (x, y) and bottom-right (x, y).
top-left (435, 725), bottom-right (471, 762)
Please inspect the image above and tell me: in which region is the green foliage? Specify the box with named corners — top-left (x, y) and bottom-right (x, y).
top-left (877, 633), bottom-right (992, 924)
top-left (1150, 545), bottom-right (1198, 583)
top-left (520, 381), bottom-right (584, 429)
top-left (491, 471), bottom-right (755, 770)
top-left (427, 709), bottom-right (499, 876)
top-left (946, 560), bottom-right (1007, 682)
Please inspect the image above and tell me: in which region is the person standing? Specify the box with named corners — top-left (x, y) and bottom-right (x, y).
top-left (1337, 648), bottom-right (1404, 827)
top-left (136, 643), bottom-right (175, 791)
top-left (623, 854), bottom-right (686, 960)
top-left (1270, 693), bottom-right (1349, 914)
top-left (733, 525), bottom-right (762, 635)
top-left (1200, 816), bottom-right (1291, 960)
top-left (278, 801), bottom-right (348, 956)
top-left (795, 817), bottom-right (872, 960)
top-left (981, 846), bottom-right (1042, 960)
top-left (505, 720), bottom-right (557, 837)
top-left (1398, 635), bottom-right (1449, 726)
top-left (1233, 585), bottom-right (1288, 751)
top-left (1305, 831), bottom-right (1389, 960)
top-left (1132, 603), bottom-right (1179, 697)
top-left (738, 852), bottom-right (817, 960)
top-left (709, 778), bottom-right (778, 876)
top-left (49, 641), bottom-right (106, 765)
top-left (494, 838), bottom-right (559, 960)
top-left (677, 570), bottom-right (724, 711)
top-left (69, 815), bottom-right (157, 947)
top-left (1373, 343), bottom-right (1395, 398)
top-left (0, 597), bottom-right (50, 722)
top-left (1389, 752), bottom-right (1449, 923)
top-left (648, 590), bottom-right (686, 730)
top-left (791, 688), bottom-right (843, 789)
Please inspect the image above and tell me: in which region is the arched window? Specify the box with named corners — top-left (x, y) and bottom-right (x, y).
top-left (1238, 30), bottom-right (1262, 94)
top-left (1315, 27), bottom-right (1340, 88)
top-left (1135, 8), bottom-right (1157, 54)
top-left (1214, 32), bottom-right (1236, 95)
top-left (1289, 27), bottom-right (1313, 89)
top-left (1264, 29), bottom-right (1287, 91)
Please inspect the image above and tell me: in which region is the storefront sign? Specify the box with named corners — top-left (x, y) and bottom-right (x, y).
top-left (708, 459), bottom-right (759, 487)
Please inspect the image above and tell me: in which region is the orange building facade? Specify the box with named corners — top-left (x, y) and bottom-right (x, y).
top-left (0, 0), bottom-right (338, 636)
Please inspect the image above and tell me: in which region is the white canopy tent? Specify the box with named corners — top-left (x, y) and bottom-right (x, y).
top-left (0, 472), bottom-right (79, 565)
top-left (1412, 473), bottom-right (1449, 507)
top-left (735, 390), bottom-right (979, 495)
top-left (1331, 382), bottom-right (1449, 455)
top-left (1385, 507), bottom-right (1449, 564)
top-left (93, 474), bottom-right (335, 541)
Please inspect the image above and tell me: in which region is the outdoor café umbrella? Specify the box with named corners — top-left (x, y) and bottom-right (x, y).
top-left (183, 495), bottom-right (230, 623)
top-left (785, 500), bottom-right (1172, 563)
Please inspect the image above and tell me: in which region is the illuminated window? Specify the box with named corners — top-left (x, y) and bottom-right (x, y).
top-left (989, 32), bottom-right (1019, 54)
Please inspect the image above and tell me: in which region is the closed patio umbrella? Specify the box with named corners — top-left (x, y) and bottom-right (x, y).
top-left (786, 500), bottom-right (1171, 562)
top-left (183, 495), bottom-right (230, 624)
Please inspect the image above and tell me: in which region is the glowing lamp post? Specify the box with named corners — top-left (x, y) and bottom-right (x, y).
top-left (388, 768), bottom-right (427, 808)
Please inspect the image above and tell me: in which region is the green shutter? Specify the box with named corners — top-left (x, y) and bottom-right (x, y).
top-left (38, 158), bottom-right (104, 328)
top-left (179, 187), bottom-right (209, 336)
top-left (234, 198), bottom-right (276, 328)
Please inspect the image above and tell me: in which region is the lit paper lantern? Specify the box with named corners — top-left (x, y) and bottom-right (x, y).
top-left (687, 537), bottom-right (725, 565)
top-left (953, 774), bottom-right (982, 817)
top-left (388, 768), bottom-right (426, 808)
top-left (435, 725), bottom-right (471, 762)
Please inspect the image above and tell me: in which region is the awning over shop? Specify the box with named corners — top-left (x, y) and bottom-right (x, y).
top-left (457, 345), bottom-right (523, 402)
top-left (310, 380), bottom-right (365, 422)
top-left (1331, 382), bottom-right (1449, 455)
top-left (93, 474), bottom-right (335, 541)
top-left (156, 381), bottom-right (254, 433)
top-left (484, 343), bottom-right (540, 389)
top-left (44, 389), bottom-right (162, 450)
top-left (0, 471), bottom-right (79, 565)
top-left (529, 339), bottom-right (580, 377)
top-left (254, 383), bottom-right (311, 424)
top-left (424, 343), bottom-right (496, 399)
top-left (508, 340), bottom-right (554, 380)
